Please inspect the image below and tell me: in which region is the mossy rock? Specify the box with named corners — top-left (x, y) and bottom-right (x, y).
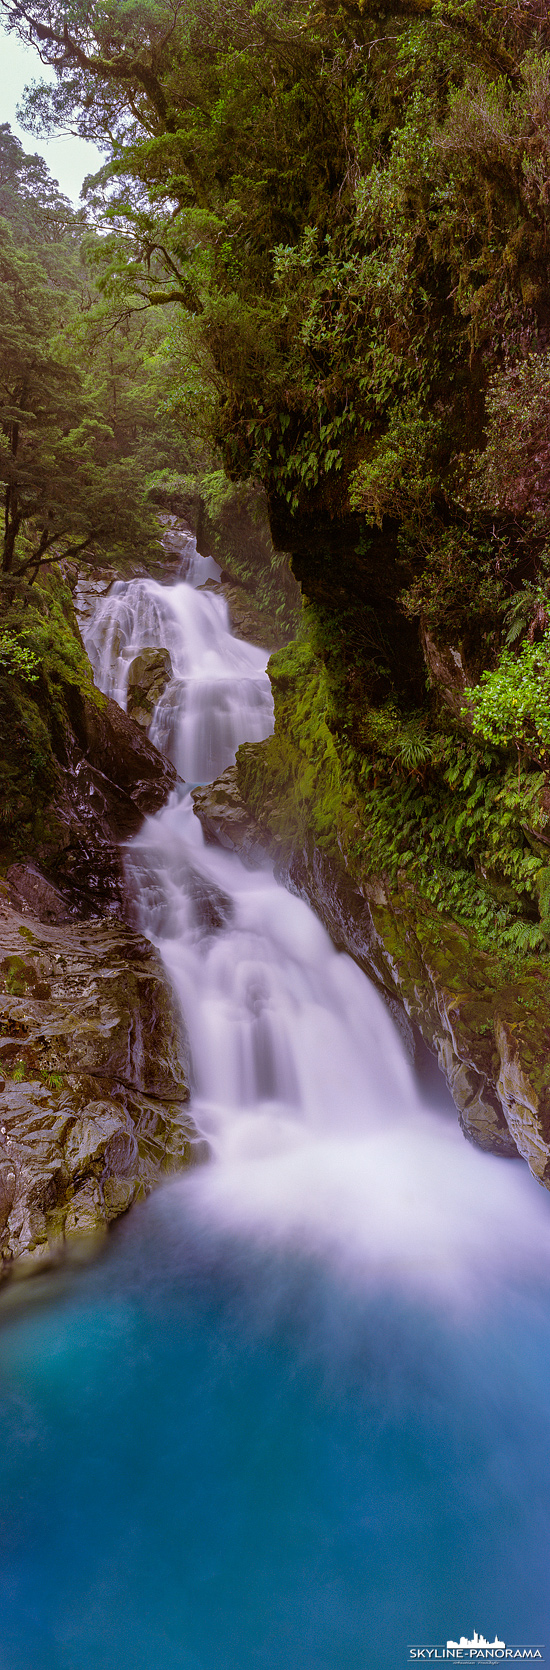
top-left (127, 647), bottom-right (173, 728)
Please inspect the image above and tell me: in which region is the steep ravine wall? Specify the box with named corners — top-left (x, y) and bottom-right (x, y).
top-left (0, 556), bottom-right (202, 1279)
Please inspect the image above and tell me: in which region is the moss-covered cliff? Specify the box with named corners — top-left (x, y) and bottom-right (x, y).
top-left (0, 565), bottom-right (177, 916)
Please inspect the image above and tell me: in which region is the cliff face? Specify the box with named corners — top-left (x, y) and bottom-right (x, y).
top-left (0, 559), bottom-right (201, 1277)
top-left (0, 565), bottom-right (178, 919)
top-left (0, 895), bottom-right (198, 1276)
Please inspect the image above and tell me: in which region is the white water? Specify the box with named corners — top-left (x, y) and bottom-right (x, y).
top-left (83, 540), bottom-right (550, 1308)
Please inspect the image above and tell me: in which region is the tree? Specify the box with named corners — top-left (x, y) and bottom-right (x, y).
top-left (0, 124), bottom-right (197, 579)
top-left (0, 213), bottom-right (165, 576)
top-left (0, 121), bottom-right (74, 246)
top-left (6, 0), bottom-right (550, 627)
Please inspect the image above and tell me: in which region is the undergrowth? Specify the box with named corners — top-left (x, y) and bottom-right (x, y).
top-left (239, 630), bottom-right (550, 961)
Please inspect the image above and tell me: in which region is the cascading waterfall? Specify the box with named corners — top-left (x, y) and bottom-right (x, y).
top-left (2, 534), bottom-right (550, 1669)
top-left (83, 545), bottom-right (272, 783)
top-left (82, 539), bottom-right (550, 1305)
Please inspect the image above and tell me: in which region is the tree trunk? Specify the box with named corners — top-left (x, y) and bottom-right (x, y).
top-left (3, 484), bottom-right (22, 575)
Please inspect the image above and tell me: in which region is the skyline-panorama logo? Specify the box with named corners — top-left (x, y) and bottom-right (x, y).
top-left (408, 1632), bottom-right (545, 1661)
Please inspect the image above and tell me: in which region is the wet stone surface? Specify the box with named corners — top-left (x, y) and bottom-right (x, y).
top-left (0, 895), bottom-right (198, 1279)
top-left (127, 647), bottom-right (173, 730)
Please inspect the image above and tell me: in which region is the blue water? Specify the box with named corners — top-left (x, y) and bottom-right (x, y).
top-left (1, 1182), bottom-right (549, 1670)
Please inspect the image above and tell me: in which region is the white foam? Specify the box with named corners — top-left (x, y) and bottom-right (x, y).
top-left (81, 542), bottom-right (550, 1308)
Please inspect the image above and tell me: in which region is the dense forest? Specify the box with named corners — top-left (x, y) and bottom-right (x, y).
top-left (4, 0), bottom-right (550, 964)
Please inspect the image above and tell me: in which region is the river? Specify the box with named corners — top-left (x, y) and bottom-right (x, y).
top-left (0, 541), bottom-right (549, 1668)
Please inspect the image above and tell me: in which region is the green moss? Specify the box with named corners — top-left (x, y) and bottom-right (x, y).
top-left (1, 956), bottom-right (30, 996)
top-left (0, 564), bottom-right (104, 863)
top-left (238, 620), bottom-right (550, 965)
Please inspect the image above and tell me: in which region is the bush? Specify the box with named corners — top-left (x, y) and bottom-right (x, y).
top-left (467, 630), bottom-right (550, 766)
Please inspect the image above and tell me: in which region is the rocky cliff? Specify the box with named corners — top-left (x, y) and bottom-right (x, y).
top-left (0, 558), bottom-right (200, 1278)
top-left (0, 885), bottom-right (200, 1277)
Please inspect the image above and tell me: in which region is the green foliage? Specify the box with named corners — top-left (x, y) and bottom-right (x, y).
top-left (0, 631), bottom-right (40, 681)
top-left (8, 0), bottom-right (550, 555)
top-left (502, 578), bottom-right (550, 646)
top-left (3, 956), bottom-right (28, 995)
top-left (468, 630), bottom-right (550, 766)
top-left (349, 406), bottom-right (444, 529)
top-left (41, 1070), bottom-right (64, 1091)
top-left (7, 0), bottom-right (550, 963)
top-left (0, 565), bottom-right (102, 860)
top-left (0, 122), bottom-right (75, 249)
top-left (0, 126), bottom-right (192, 580)
top-left (240, 624), bottom-right (550, 959)
top-left (6, 0), bottom-right (550, 548)
top-left (0, 209), bottom-right (165, 576)
top-left (399, 524), bottom-right (515, 647)
top-left (465, 350), bottom-right (550, 524)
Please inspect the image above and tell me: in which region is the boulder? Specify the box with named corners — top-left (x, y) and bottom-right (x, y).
top-left (127, 647), bottom-right (173, 729)
top-left (191, 767), bottom-right (269, 869)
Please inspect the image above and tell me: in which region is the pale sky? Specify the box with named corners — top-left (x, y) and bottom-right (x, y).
top-left (0, 25), bottom-right (103, 203)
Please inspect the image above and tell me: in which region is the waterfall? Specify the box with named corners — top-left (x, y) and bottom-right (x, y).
top-left (81, 540), bottom-right (550, 1307)
top-left (2, 535), bottom-right (550, 1670)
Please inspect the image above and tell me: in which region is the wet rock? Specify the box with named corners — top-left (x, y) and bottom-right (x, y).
top-left (6, 864), bottom-right (71, 925)
top-left (0, 895), bottom-right (198, 1279)
top-left (21, 688), bottom-right (180, 920)
top-left (72, 573), bottom-right (116, 626)
top-left (187, 1137), bottom-right (211, 1166)
top-left (494, 1017), bottom-right (550, 1183)
top-left (187, 868), bottom-right (234, 933)
top-left (155, 516), bottom-right (200, 577)
top-left (63, 1110), bottom-right (138, 1182)
top-left (71, 688), bottom-right (178, 819)
top-left (127, 647), bottom-right (173, 730)
top-left (64, 1182), bottom-right (107, 1244)
top-left (420, 626), bottom-right (473, 723)
top-left (124, 847), bottom-right (234, 941)
top-left (0, 1160), bottom-right (16, 1232)
top-left (201, 578), bottom-right (283, 650)
top-left (191, 768), bottom-right (269, 869)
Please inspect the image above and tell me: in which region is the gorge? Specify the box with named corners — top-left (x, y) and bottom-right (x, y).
top-left (3, 0), bottom-right (550, 1656)
top-left (0, 529), bottom-right (550, 1664)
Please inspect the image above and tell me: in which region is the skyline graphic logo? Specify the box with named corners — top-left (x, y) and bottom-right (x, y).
top-left (408, 1631), bottom-right (545, 1661)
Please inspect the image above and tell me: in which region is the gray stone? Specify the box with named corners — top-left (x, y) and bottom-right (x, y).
top-left (127, 647), bottom-right (173, 729)
top-left (0, 895), bottom-right (198, 1280)
top-left (192, 768), bottom-right (270, 868)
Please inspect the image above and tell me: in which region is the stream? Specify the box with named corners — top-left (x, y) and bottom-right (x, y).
top-left (1, 540), bottom-right (550, 1668)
